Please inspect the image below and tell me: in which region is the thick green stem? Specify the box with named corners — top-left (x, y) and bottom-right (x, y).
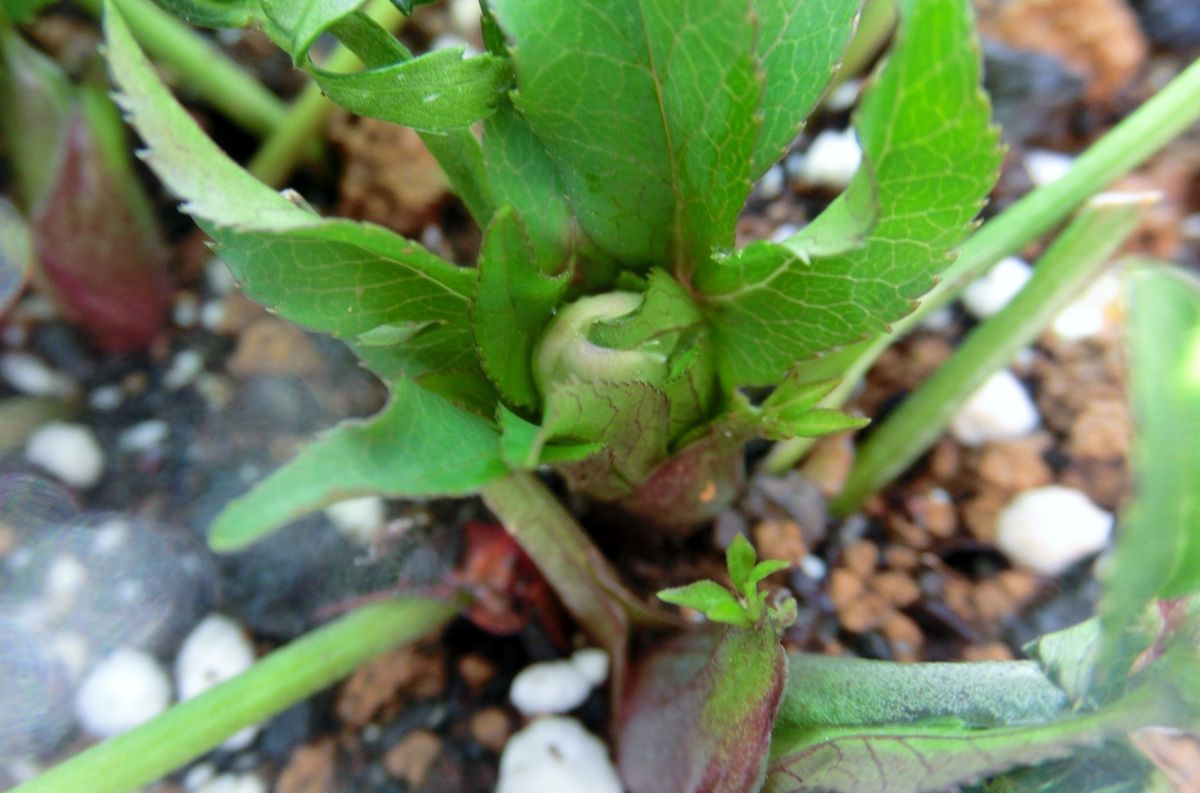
top-left (14, 597), bottom-right (456, 793)
top-left (830, 195), bottom-right (1150, 514)
top-left (835, 0), bottom-right (897, 87)
top-left (80, 0), bottom-right (286, 137)
top-left (762, 56), bottom-right (1200, 475)
top-left (247, 0), bottom-right (403, 186)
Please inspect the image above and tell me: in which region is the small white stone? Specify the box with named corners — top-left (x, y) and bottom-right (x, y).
top-left (825, 79), bottom-right (861, 112)
top-left (995, 486), bottom-right (1114, 576)
top-left (449, 0), bottom-right (483, 36)
top-left (193, 773), bottom-right (267, 793)
top-left (89, 385), bottom-right (124, 412)
top-left (204, 258), bottom-right (236, 296)
top-left (1052, 271), bottom-right (1122, 342)
top-left (74, 648), bottom-right (172, 738)
top-left (45, 554), bottom-right (88, 601)
top-left (176, 614), bottom-right (256, 700)
top-left (757, 164), bottom-right (785, 200)
top-left (430, 33), bottom-right (478, 57)
top-left (26, 422), bottom-right (105, 488)
top-left (961, 257), bottom-right (1033, 319)
top-left (118, 419), bottom-right (170, 453)
top-left (497, 717), bottom-right (622, 793)
top-left (200, 300), bottom-right (227, 332)
top-left (949, 370), bottom-right (1039, 447)
top-left (163, 350), bottom-right (204, 391)
top-left (799, 554), bottom-right (827, 581)
top-left (173, 293), bottom-right (200, 328)
top-left (49, 631), bottom-right (91, 680)
top-left (0, 352), bottom-right (75, 397)
top-left (1182, 213), bottom-right (1200, 241)
top-left (325, 496), bottom-right (386, 545)
top-left (510, 659), bottom-right (594, 716)
top-left (919, 306), bottom-right (956, 332)
top-left (769, 223), bottom-right (799, 243)
top-left (792, 128), bottom-right (862, 190)
top-left (1024, 149), bottom-right (1074, 187)
top-left (569, 649), bottom-right (610, 688)
top-left (183, 762), bottom-right (217, 792)
top-left (92, 518), bottom-right (132, 554)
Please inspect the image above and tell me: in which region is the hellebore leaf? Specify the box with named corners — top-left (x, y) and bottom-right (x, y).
top-left (472, 208), bottom-right (569, 410)
top-left (658, 581), bottom-right (747, 627)
top-left (765, 643), bottom-right (1200, 793)
top-left (210, 377), bottom-right (508, 550)
top-left (975, 743), bottom-right (1161, 793)
top-left (104, 6), bottom-right (475, 339)
top-left (618, 627), bottom-right (788, 793)
top-left (309, 46), bottom-right (512, 132)
top-left (137, 0), bottom-right (261, 29)
top-left (31, 89), bottom-right (171, 352)
top-left (489, 0), bottom-right (761, 271)
top-left (726, 533), bottom-right (757, 593)
top-left (1098, 268), bottom-right (1200, 683)
top-left (260, 0), bottom-right (363, 62)
top-left (0, 0), bottom-right (56, 23)
top-left (698, 0), bottom-right (1001, 388)
top-left (750, 0), bottom-right (862, 178)
top-left (497, 404), bottom-right (601, 470)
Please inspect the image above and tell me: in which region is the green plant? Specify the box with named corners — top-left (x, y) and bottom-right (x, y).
top-left (14, 0), bottom-right (1200, 791)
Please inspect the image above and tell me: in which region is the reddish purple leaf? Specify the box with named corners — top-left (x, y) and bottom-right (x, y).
top-left (32, 93), bottom-right (169, 352)
top-left (618, 626), bottom-right (788, 793)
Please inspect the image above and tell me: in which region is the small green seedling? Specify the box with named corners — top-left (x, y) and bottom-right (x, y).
top-left (658, 534), bottom-right (795, 629)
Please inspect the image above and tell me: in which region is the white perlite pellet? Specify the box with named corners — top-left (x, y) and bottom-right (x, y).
top-left (26, 422), bottom-right (105, 488)
top-left (790, 128), bottom-right (862, 190)
top-left (949, 370), bottom-right (1039, 447)
top-left (175, 614), bottom-right (259, 749)
top-left (995, 486), bottom-right (1113, 576)
top-left (74, 648), bottom-right (172, 738)
top-left (569, 649), bottom-right (610, 688)
top-left (1, 352), bottom-right (75, 398)
top-left (1052, 271), bottom-right (1122, 342)
top-left (961, 257), bottom-right (1033, 319)
top-left (497, 717), bottom-right (623, 793)
top-left (163, 349), bottom-right (204, 391)
top-left (325, 496), bottom-right (386, 545)
top-left (192, 773), bottom-right (267, 793)
top-left (118, 419), bottom-right (170, 453)
top-left (1024, 149), bottom-right (1074, 187)
top-left (510, 659), bottom-right (594, 717)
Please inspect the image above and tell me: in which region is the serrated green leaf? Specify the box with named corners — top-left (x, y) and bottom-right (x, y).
top-left (310, 47), bottom-right (511, 132)
top-left (105, 8), bottom-right (476, 339)
top-left (472, 208), bottom-right (568, 410)
top-left (1099, 267), bottom-right (1200, 685)
top-left (261, 0), bottom-right (363, 61)
top-left (497, 404), bottom-right (602, 469)
top-left (389, 0), bottom-right (439, 15)
top-left (203, 220), bottom-right (474, 338)
top-left (762, 374), bottom-right (841, 416)
top-left (482, 103), bottom-right (579, 272)
top-left (750, 0), bottom-right (862, 178)
top-left (489, 0), bottom-right (761, 271)
top-left (0, 0), bottom-right (53, 23)
top-left (698, 0), bottom-right (1000, 388)
top-left (0, 197), bottom-right (32, 315)
top-left (707, 599), bottom-right (755, 628)
top-left (589, 269), bottom-right (703, 352)
top-left (210, 377), bottom-right (507, 550)
top-left (658, 580), bottom-right (742, 614)
top-left (781, 153), bottom-right (879, 262)
top-left (727, 533), bottom-right (757, 592)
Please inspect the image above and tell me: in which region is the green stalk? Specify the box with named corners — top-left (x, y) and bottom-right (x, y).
top-left (15, 597), bottom-right (456, 793)
top-left (247, 0), bottom-right (404, 186)
top-left (830, 194), bottom-right (1150, 514)
top-left (761, 55), bottom-right (1200, 475)
top-left (78, 0), bottom-right (286, 137)
top-left (835, 0), bottom-right (897, 86)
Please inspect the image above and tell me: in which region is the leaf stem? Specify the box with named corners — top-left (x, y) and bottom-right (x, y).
top-left (830, 194), bottom-right (1150, 514)
top-left (246, 0), bottom-right (404, 186)
top-left (761, 55), bottom-right (1200, 475)
top-left (13, 597), bottom-right (456, 793)
top-left (480, 471), bottom-right (674, 690)
top-left (80, 0), bottom-right (286, 137)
